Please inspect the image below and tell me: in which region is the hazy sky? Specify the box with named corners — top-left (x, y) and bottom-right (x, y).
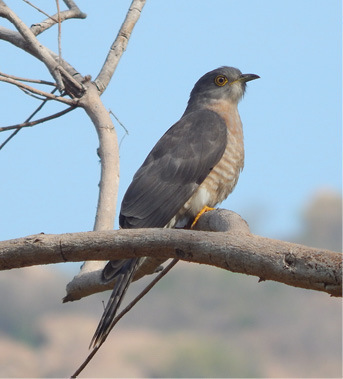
top-left (1, 1), bottom-right (341, 250)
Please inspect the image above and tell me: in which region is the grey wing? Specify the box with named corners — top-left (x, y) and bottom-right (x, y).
top-left (91, 109), bottom-right (228, 348)
top-left (119, 109), bottom-right (227, 229)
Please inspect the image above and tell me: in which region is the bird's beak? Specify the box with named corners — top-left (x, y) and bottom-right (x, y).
top-left (238, 73), bottom-right (260, 83)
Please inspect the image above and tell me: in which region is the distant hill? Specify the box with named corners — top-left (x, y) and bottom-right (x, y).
top-left (294, 189), bottom-right (342, 252)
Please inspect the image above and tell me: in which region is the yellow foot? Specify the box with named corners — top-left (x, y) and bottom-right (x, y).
top-left (190, 206), bottom-right (215, 229)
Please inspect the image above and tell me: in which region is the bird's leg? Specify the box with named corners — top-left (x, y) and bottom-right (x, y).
top-left (190, 205), bottom-right (215, 229)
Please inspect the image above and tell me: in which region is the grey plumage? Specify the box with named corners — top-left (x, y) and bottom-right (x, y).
top-left (120, 109), bottom-right (227, 229)
top-left (90, 66), bottom-right (259, 348)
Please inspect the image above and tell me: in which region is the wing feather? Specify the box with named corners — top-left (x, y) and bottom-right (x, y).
top-left (120, 109), bottom-right (227, 228)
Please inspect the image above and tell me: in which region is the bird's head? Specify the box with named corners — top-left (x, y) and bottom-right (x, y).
top-left (186, 66), bottom-right (259, 111)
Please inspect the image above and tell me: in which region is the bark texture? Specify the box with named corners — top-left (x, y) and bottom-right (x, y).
top-left (0, 210), bottom-right (341, 300)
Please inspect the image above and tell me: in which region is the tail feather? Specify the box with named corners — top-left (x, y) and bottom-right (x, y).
top-left (90, 257), bottom-right (142, 348)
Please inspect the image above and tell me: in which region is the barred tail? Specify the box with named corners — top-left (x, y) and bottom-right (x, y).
top-left (90, 257), bottom-right (142, 348)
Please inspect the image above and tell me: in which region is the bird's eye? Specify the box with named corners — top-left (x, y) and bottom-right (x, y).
top-left (214, 75), bottom-right (228, 87)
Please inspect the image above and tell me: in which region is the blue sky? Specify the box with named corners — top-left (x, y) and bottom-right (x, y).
top-left (1, 0), bottom-right (341, 250)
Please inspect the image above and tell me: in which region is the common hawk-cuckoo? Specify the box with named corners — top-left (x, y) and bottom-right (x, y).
top-left (91, 66), bottom-right (259, 348)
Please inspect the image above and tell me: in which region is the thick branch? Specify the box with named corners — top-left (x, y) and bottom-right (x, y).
top-left (0, 211), bottom-right (341, 298)
top-left (94, 0), bottom-right (146, 93)
top-left (79, 83), bottom-right (119, 231)
top-left (0, 2), bottom-right (141, 286)
top-left (65, 0), bottom-right (146, 281)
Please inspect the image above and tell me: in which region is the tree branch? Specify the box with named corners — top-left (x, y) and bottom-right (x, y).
top-left (27, 0), bottom-right (87, 36)
top-left (0, 3), bottom-right (85, 96)
top-left (0, 71), bottom-right (56, 86)
top-left (55, 0), bottom-right (62, 63)
top-left (0, 1), bottom-right (147, 287)
top-left (0, 0), bottom-right (65, 90)
top-left (23, 0), bottom-right (59, 23)
top-left (0, 105), bottom-right (75, 132)
top-left (94, 0), bottom-right (146, 93)
top-left (0, 87), bottom-right (59, 150)
top-left (0, 75), bottom-right (77, 105)
top-left (0, 210), bottom-right (341, 299)
top-left (0, 26), bottom-right (78, 79)
top-left (70, 258), bottom-right (179, 379)
top-left (65, 0), bottom-right (147, 287)
top-left (78, 83), bottom-right (119, 232)
top-left (0, 25), bottom-right (85, 96)
top-left (0, 2), bottom-right (146, 276)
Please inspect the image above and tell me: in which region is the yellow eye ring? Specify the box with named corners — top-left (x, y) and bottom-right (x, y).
top-left (214, 75), bottom-right (228, 87)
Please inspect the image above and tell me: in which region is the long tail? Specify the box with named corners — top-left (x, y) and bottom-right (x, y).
top-left (90, 257), bottom-right (143, 348)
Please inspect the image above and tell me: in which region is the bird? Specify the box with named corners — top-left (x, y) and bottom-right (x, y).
top-left (90, 66), bottom-right (259, 348)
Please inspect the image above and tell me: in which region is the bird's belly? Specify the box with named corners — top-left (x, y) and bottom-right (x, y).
top-left (168, 102), bottom-right (244, 229)
top-left (168, 186), bottom-right (212, 228)
top-left (171, 138), bottom-right (244, 228)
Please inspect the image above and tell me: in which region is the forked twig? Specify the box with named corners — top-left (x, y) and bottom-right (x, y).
top-left (109, 109), bottom-right (129, 149)
top-left (70, 258), bottom-right (179, 378)
top-left (109, 110), bottom-right (129, 135)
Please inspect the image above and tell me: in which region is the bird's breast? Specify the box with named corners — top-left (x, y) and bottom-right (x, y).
top-left (172, 100), bottom-right (245, 228)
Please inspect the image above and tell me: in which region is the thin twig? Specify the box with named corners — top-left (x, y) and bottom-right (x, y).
top-left (0, 128), bottom-right (21, 149)
top-left (109, 109), bottom-right (129, 149)
top-left (18, 87), bottom-right (51, 101)
top-left (55, 0), bottom-right (62, 63)
top-left (70, 258), bottom-right (179, 378)
top-left (109, 110), bottom-right (129, 134)
top-left (0, 71), bottom-right (56, 86)
top-left (0, 87), bottom-right (58, 150)
top-left (0, 75), bottom-right (77, 105)
top-left (22, 0), bottom-right (58, 22)
top-left (0, 105), bottom-right (75, 132)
